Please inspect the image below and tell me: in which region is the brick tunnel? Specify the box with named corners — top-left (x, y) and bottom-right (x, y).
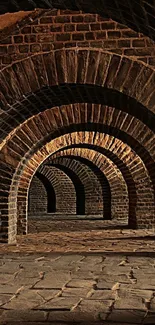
top-left (0, 4), bottom-right (155, 242)
top-left (0, 1), bottom-right (155, 324)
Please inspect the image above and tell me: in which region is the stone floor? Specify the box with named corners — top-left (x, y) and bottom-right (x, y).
top-left (0, 253), bottom-right (155, 324)
top-left (1, 218), bottom-right (155, 253)
top-left (0, 218), bottom-right (155, 324)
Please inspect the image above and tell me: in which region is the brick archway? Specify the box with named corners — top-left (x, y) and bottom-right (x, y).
top-left (48, 154), bottom-right (112, 221)
top-left (0, 50), bottom-right (154, 243)
top-left (5, 128), bottom-right (153, 243)
top-left (47, 150), bottom-right (129, 222)
top-left (39, 165), bottom-right (77, 215)
top-left (50, 158), bottom-right (104, 216)
top-left (0, 48), bottom-right (155, 148)
top-left (38, 164), bottom-right (85, 216)
top-left (0, 105), bottom-right (155, 242)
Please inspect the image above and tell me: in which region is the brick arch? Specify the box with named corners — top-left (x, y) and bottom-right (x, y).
top-left (47, 150), bottom-right (129, 222)
top-left (38, 163), bottom-right (85, 216)
top-left (10, 127), bottom-right (154, 242)
top-left (3, 103), bottom-right (154, 199)
top-left (49, 154), bottom-right (112, 220)
top-left (1, 1), bottom-right (155, 41)
top-left (0, 105), bottom-right (155, 243)
top-left (38, 165), bottom-right (77, 215)
top-left (50, 146), bottom-right (138, 226)
top-left (50, 157), bottom-right (104, 216)
top-left (0, 48), bottom-right (155, 147)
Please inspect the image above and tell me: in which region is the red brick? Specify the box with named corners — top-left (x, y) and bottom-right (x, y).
top-left (32, 25), bottom-right (50, 33)
top-left (19, 45), bottom-right (29, 53)
top-left (41, 44), bottom-right (53, 52)
top-left (40, 17), bottom-right (53, 24)
top-left (21, 26), bottom-right (31, 34)
top-left (0, 46), bottom-right (7, 54)
top-left (132, 39), bottom-right (146, 47)
top-left (56, 33), bottom-right (70, 42)
top-left (118, 40), bottom-right (131, 48)
top-left (108, 31), bottom-right (121, 39)
top-left (85, 32), bottom-right (95, 40)
top-left (72, 15), bottom-right (83, 23)
top-left (30, 44), bottom-right (41, 52)
top-left (72, 33), bottom-right (84, 41)
top-left (2, 56), bottom-right (12, 64)
top-left (64, 24), bottom-right (75, 32)
top-left (96, 31), bottom-right (107, 39)
top-left (50, 25), bottom-right (62, 32)
top-left (55, 16), bottom-right (70, 23)
top-left (14, 35), bottom-right (23, 43)
top-left (90, 23), bottom-right (101, 31)
top-left (84, 15), bottom-right (96, 22)
top-left (104, 40), bottom-right (117, 48)
top-left (102, 22), bottom-right (116, 30)
top-left (0, 36), bottom-right (12, 44)
top-left (37, 35), bottom-right (54, 43)
top-left (77, 24), bottom-right (90, 31)
top-left (8, 45), bottom-right (18, 54)
top-left (24, 35), bottom-right (37, 43)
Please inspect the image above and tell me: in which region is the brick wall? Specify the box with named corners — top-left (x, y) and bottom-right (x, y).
top-left (0, 9), bottom-right (155, 68)
top-left (28, 175), bottom-right (47, 215)
top-left (39, 165), bottom-right (77, 214)
top-left (51, 157), bottom-right (104, 215)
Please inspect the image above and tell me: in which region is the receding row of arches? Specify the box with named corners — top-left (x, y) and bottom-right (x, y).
top-left (28, 147), bottom-right (129, 223)
top-left (0, 47), bottom-right (154, 243)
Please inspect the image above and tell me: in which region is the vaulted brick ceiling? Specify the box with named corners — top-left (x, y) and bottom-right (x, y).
top-left (0, 1), bottom-right (155, 40)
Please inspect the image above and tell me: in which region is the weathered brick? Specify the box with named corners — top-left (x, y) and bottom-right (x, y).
top-left (50, 25), bottom-right (62, 32)
top-left (90, 23), bottom-right (101, 31)
top-left (21, 26), bottom-right (31, 34)
top-left (55, 16), bottom-right (70, 23)
top-left (85, 32), bottom-right (95, 40)
top-left (64, 24), bottom-right (75, 32)
top-left (40, 16), bottom-right (53, 24)
top-left (24, 34), bottom-right (37, 43)
top-left (14, 35), bottom-right (23, 43)
top-left (32, 25), bottom-right (50, 33)
top-left (96, 31), bottom-right (107, 39)
top-left (118, 39), bottom-right (131, 47)
top-left (30, 44), bottom-right (41, 52)
top-left (72, 15), bottom-right (83, 23)
top-left (108, 30), bottom-right (121, 38)
top-left (77, 24), bottom-right (90, 31)
top-left (56, 33), bottom-right (70, 42)
top-left (0, 46), bottom-right (7, 54)
top-left (19, 45), bottom-right (29, 53)
top-left (132, 39), bottom-right (146, 47)
top-left (72, 33), bottom-right (84, 41)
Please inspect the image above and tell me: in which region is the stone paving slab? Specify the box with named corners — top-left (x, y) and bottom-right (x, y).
top-left (0, 253), bottom-right (155, 324)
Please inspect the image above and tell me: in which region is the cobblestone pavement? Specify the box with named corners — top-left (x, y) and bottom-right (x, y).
top-left (0, 252), bottom-right (155, 324)
top-left (0, 218), bottom-right (155, 324)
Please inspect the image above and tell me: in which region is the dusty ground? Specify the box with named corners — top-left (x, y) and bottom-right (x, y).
top-left (0, 217), bottom-right (155, 253)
